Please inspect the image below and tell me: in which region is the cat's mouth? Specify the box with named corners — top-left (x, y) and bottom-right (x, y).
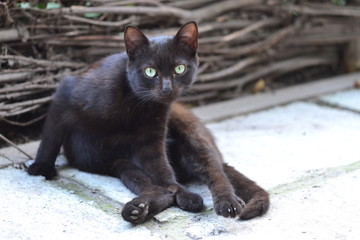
top-left (155, 92), bottom-right (178, 103)
top-left (158, 94), bottom-right (176, 103)
top-left (151, 88), bottom-right (180, 103)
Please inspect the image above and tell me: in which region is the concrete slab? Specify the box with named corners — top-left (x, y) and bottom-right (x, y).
top-left (320, 89), bottom-right (360, 112)
top-left (60, 168), bottom-right (136, 204)
top-left (0, 141), bottom-right (39, 166)
top-left (208, 102), bottom-right (360, 189)
top-left (0, 168), bottom-right (159, 240)
top-left (0, 156), bottom-right (11, 165)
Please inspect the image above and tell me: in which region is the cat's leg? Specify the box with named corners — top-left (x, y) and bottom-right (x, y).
top-left (168, 103), bottom-right (269, 219)
top-left (132, 142), bottom-right (204, 213)
top-left (62, 131), bottom-right (176, 224)
top-left (27, 106), bottom-right (66, 180)
top-left (111, 159), bottom-right (176, 224)
top-left (222, 163), bottom-right (269, 219)
top-left (168, 138), bottom-right (244, 218)
top-left (61, 130), bottom-right (181, 224)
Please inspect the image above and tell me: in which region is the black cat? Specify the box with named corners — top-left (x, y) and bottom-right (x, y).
top-left (28, 22), bottom-right (269, 224)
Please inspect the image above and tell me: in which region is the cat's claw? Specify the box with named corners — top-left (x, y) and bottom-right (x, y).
top-left (214, 195), bottom-right (245, 218)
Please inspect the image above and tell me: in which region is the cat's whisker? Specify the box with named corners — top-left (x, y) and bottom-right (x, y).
top-left (181, 88), bottom-right (196, 98)
top-left (179, 89), bottom-right (197, 103)
top-left (128, 90), bottom-right (154, 113)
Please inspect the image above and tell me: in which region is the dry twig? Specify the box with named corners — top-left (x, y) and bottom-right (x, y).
top-left (0, 133), bottom-right (33, 159)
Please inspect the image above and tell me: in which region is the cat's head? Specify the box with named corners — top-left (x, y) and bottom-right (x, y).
top-left (124, 21), bottom-right (198, 103)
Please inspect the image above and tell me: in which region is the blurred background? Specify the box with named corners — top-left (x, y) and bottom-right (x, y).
top-left (1, 0), bottom-right (360, 144)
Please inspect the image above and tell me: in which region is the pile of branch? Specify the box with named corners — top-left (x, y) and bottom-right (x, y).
top-left (1, 0), bottom-right (360, 126)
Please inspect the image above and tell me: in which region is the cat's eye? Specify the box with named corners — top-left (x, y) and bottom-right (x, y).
top-left (174, 64), bottom-right (186, 75)
top-left (144, 67), bottom-right (157, 78)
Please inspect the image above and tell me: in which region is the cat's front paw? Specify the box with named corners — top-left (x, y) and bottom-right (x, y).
top-left (175, 190), bottom-right (204, 212)
top-left (27, 162), bottom-right (57, 180)
top-left (214, 195), bottom-right (245, 218)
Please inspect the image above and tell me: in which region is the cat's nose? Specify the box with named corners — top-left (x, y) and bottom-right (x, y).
top-left (161, 79), bottom-right (173, 94)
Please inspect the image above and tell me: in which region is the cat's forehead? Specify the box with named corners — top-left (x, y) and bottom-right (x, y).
top-left (149, 35), bottom-right (172, 44)
top-left (144, 36), bottom-right (185, 66)
top-left (148, 36), bottom-right (174, 54)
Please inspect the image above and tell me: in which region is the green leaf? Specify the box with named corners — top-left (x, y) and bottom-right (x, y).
top-left (84, 13), bottom-right (101, 18)
top-left (46, 3), bottom-right (61, 9)
top-left (18, 3), bottom-right (31, 9)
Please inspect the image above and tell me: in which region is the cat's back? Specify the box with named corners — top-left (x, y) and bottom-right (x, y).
top-left (74, 52), bottom-right (128, 92)
top-left (54, 52), bottom-right (129, 109)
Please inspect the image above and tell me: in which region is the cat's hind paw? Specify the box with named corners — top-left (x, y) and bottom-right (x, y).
top-left (27, 162), bottom-right (57, 180)
top-left (121, 198), bottom-right (149, 224)
top-left (175, 190), bottom-right (204, 212)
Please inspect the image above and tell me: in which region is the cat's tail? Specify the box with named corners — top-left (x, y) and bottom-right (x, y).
top-left (222, 163), bottom-right (270, 220)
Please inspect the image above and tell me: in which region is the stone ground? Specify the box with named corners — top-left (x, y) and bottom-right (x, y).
top-left (1, 73), bottom-right (360, 240)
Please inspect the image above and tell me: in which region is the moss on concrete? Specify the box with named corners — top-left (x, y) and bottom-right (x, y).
top-left (51, 177), bottom-right (123, 218)
top-left (270, 160), bottom-right (360, 195)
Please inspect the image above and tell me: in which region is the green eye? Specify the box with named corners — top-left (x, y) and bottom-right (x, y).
top-left (174, 64), bottom-right (186, 75)
top-left (144, 67), bottom-right (157, 78)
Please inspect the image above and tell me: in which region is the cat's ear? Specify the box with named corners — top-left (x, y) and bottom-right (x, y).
top-left (174, 21), bottom-right (198, 54)
top-left (124, 26), bottom-right (149, 59)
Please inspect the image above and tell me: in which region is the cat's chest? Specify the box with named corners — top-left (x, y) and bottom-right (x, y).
top-left (72, 100), bottom-right (169, 149)
top-left (83, 116), bottom-right (166, 147)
